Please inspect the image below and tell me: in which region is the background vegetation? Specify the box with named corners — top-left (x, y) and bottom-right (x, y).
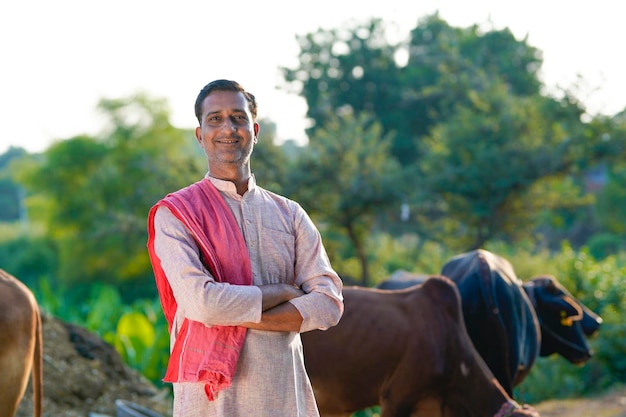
top-left (1, 13), bottom-right (625, 413)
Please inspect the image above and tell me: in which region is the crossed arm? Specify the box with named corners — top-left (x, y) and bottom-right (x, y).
top-left (153, 206), bottom-right (340, 334)
top-left (240, 283), bottom-right (305, 332)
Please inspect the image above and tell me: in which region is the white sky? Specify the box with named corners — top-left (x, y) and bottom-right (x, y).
top-left (1, 0), bottom-right (624, 154)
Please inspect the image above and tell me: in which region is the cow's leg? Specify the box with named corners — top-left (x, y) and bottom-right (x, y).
top-left (0, 272), bottom-right (39, 417)
top-left (0, 341), bottom-right (33, 417)
top-left (410, 398), bottom-right (448, 417)
top-left (32, 309), bottom-right (43, 417)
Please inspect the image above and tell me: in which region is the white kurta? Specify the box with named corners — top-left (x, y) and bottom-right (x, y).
top-left (152, 175), bottom-right (344, 417)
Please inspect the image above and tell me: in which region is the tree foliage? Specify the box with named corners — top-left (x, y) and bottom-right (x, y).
top-left (281, 13), bottom-right (624, 251)
top-left (282, 18), bottom-right (405, 160)
top-left (595, 163), bottom-right (626, 240)
top-left (15, 93), bottom-right (203, 293)
top-left (592, 114), bottom-right (626, 236)
top-left (286, 113), bottom-right (402, 285)
top-left (252, 118), bottom-right (290, 195)
top-left (282, 13), bottom-right (543, 166)
top-left (0, 146), bottom-right (28, 222)
top-left (417, 82), bottom-right (588, 248)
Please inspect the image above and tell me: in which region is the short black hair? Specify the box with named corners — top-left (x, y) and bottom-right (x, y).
top-left (194, 79), bottom-right (257, 125)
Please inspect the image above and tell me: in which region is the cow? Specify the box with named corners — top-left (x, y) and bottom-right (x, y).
top-left (377, 249), bottom-right (602, 396)
top-left (0, 269), bottom-right (43, 417)
top-left (521, 275), bottom-right (600, 360)
top-left (302, 275), bottom-right (540, 417)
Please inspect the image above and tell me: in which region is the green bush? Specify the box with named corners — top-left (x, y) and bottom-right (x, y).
top-left (509, 244), bottom-right (626, 402)
top-left (0, 230), bottom-right (57, 288)
top-left (587, 233), bottom-right (625, 259)
top-left (33, 277), bottom-right (170, 387)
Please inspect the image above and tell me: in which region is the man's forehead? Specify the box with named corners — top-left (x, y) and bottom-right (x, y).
top-left (202, 90), bottom-right (248, 112)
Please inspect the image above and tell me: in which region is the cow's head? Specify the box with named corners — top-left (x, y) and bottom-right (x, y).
top-left (523, 275), bottom-right (600, 364)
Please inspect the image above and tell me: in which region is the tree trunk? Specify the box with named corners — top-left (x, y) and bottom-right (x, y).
top-left (346, 222), bottom-right (369, 286)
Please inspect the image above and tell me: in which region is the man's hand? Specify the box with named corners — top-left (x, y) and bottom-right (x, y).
top-left (259, 283), bottom-right (305, 311)
top-left (240, 284), bottom-right (305, 332)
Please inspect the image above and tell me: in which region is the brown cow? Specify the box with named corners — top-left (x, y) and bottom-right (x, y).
top-left (0, 269), bottom-right (43, 417)
top-left (302, 275), bottom-right (539, 417)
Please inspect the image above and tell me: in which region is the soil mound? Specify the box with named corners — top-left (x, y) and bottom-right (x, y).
top-left (16, 313), bottom-right (172, 417)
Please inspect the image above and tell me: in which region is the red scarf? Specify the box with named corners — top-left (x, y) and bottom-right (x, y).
top-left (147, 178), bottom-right (252, 400)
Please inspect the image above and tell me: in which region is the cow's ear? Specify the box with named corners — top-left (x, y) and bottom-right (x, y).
top-left (543, 276), bottom-right (560, 294)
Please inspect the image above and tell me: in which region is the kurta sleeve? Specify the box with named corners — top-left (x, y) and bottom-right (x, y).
top-left (153, 206), bottom-right (263, 326)
top-left (287, 204), bottom-right (344, 333)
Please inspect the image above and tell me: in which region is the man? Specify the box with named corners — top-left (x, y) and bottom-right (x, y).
top-left (147, 79), bottom-right (344, 417)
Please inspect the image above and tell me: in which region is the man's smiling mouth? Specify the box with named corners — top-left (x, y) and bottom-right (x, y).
top-left (217, 137), bottom-right (240, 144)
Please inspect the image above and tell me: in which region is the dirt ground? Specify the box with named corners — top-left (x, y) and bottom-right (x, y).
top-left (16, 313), bottom-right (173, 417)
top-left (533, 386), bottom-right (626, 417)
top-left (14, 313), bottom-right (626, 417)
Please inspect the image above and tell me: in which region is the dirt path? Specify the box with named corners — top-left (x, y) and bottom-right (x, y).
top-left (534, 386), bottom-right (626, 417)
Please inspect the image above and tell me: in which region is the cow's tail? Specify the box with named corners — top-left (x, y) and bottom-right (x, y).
top-left (32, 306), bottom-right (43, 417)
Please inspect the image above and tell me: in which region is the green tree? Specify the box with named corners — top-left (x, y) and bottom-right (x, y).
top-left (16, 93), bottom-right (203, 297)
top-left (595, 164), bottom-right (626, 229)
top-left (281, 13), bottom-right (543, 166)
top-left (282, 13), bottom-right (624, 251)
top-left (252, 118), bottom-right (291, 195)
top-left (282, 18), bottom-right (405, 160)
top-left (417, 81), bottom-right (588, 249)
top-left (592, 112), bottom-right (626, 240)
top-left (589, 109), bottom-right (626, 258)
top-left (286, 113), bottom-right (402, 285)
top-left (0, 147), bottom-right (29, 222)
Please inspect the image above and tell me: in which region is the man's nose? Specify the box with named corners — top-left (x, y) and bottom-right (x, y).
top-left (220, 118), bottom-right (237, 131)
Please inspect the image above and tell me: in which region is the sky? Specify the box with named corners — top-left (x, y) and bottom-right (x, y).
top-left (1, 0), bottom-right (624, 154)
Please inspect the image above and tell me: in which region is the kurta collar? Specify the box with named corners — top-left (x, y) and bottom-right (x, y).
top-left (205, 173), bottom-right (257, 194)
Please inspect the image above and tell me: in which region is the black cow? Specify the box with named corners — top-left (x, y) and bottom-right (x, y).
top-left (378, 249), bottom-right (602, 396)
top-left (522, 274), bottom-right (601, 360)
top-left (302, 276), bottom-right (540, 417)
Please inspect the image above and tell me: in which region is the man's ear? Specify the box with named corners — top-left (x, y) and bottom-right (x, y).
top-left (253, 122), bottom-right (260, 143)
top-left (195, 127), bottom-right (203, 145)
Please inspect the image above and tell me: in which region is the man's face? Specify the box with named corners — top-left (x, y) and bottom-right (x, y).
top-left (195, 90), bottom-right (259, 168)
